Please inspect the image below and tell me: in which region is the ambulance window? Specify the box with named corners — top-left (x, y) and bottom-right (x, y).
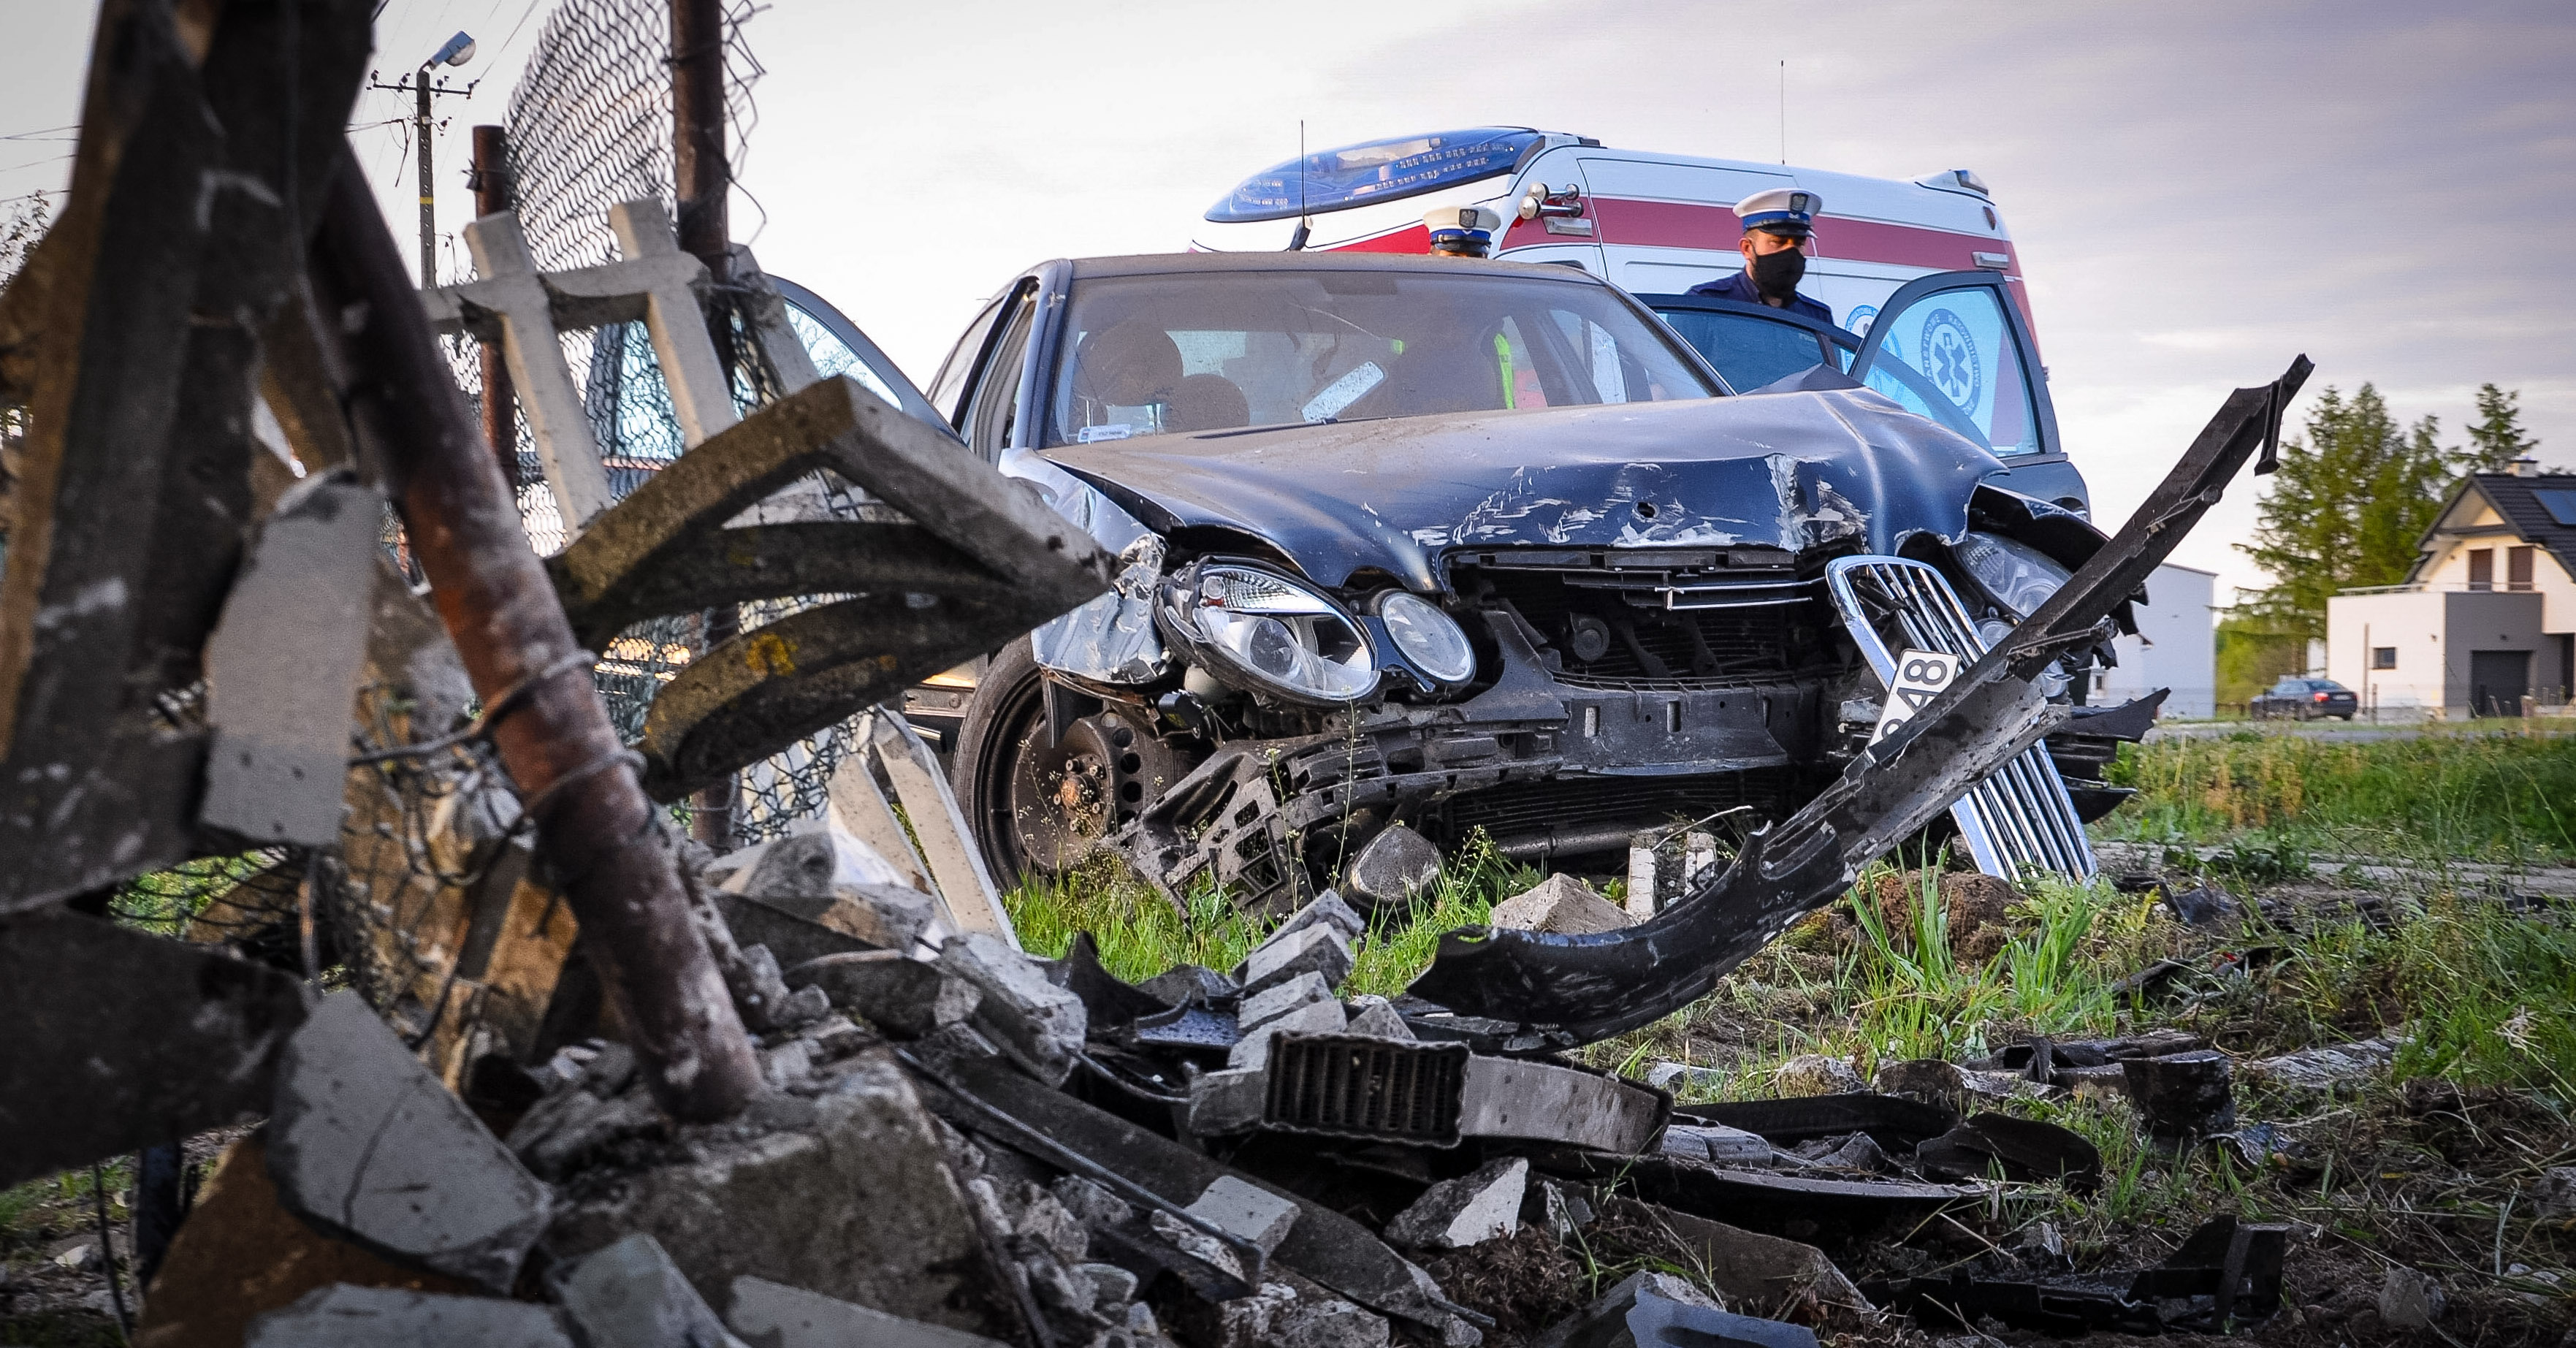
top-left (1859, 285), bottom-right (2041, 456)
top-left (928, 291), bottom-right (1014, 430)
top-left (967, 292), bottom-right (1040, 455)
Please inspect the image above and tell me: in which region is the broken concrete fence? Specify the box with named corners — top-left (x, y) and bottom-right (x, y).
top-left (543, 1047), bottom-right (1023, 1339)
top-left (1385, 1159), bottom-right (1527, 1251)
top-left (1186, 1176), bottom-right (1302, 1256)
top-left (266, 991), bottom-right (555, 1292)
top-left (553, 1232), bottom-right (739, 1348)
top-left (726, 1275), bottom-right (1011, 1348)
top-left (788, 949), bottom-right (982, 1038)
top-left (937, 932), bottom-right (1088, 1085)
top-left (243, 1284), bottom-right (574, 1347)
top-left (1237, 923), bottom-right (1354, 997)
top-left (1490, 875), bottom-right (1633, 936)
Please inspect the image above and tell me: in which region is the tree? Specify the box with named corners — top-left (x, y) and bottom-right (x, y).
top-left (2463, 383), bottom-right (2539, 472)
top-left (2237, 383), bottom-right (2458, 639)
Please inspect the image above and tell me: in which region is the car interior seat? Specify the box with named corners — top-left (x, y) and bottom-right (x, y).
top-left (1070, 321), bottom-right (1184, 412)
top-left (1163, 373), bottom-right (1251, 433)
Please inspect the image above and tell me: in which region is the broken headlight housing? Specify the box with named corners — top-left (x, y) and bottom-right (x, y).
top-left (1957, 530), bottom-right (2077, 697)
top-left (1956, 530), bottom-right (2071, 621)
top-left (1159, 562), bottom-right (1378, 704)
top-left (1373, 590), bottom-right (1476, 687)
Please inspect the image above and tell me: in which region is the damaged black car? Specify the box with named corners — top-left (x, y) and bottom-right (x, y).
top-left (903, 251), bottom-right (2158, 913)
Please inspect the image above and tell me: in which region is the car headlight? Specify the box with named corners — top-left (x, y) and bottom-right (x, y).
top-left (1955, 531), bottom-right (2072, 621)
top-left (1160, 563), bottom-right (1378, 704)
top-left (1374, 590), bottom-right (1476, 686)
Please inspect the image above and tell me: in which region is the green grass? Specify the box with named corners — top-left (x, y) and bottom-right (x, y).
top-left (2102, 726), bottom-right (2576, 863)
top-left (1593, 861), bottom-right (2180, 1093)
top-left (1002, 830), bottom-right (1542, 997)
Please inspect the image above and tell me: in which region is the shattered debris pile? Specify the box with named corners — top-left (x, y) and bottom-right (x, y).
top-left (99, 859), bottom-right (2345, 1348)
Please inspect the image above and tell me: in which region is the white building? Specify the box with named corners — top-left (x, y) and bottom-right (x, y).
top-left (2095, 563), bottom-right (2216, 719)
top-left (2325, 467), bottom-right (2576, 717)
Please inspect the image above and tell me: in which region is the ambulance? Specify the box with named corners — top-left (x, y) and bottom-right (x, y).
top-left (1196, 126), bottom-right (2022, 332)
top-left (1195, 126), bottom-right (2087, 511)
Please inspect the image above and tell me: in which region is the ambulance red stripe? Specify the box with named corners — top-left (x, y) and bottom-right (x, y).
top-left (1330, 199), bottom-right (2019, 278)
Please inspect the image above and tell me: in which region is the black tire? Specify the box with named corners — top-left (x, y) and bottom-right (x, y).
top-left (950, 638), bottom-right (1143, 888)
top-left (952, 638), bottom-right (1052, 886)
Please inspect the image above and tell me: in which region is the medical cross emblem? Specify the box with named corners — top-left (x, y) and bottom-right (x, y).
top-left (1920, 308), bottom-right (1981, 413)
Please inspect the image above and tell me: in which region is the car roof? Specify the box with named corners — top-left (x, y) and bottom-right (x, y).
top-left (1045, 251), bottom-right (1618, 286)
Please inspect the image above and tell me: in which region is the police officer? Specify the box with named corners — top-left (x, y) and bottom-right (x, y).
top-left (1687, 187), bottom-right (1833, 324)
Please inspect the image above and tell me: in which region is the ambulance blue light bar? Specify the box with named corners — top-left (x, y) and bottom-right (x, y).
top-left (1205, 128), bottom-right (1547, 224)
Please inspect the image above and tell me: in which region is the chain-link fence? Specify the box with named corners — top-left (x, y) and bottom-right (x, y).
top-left (468, 0), bottom-right (867, 845)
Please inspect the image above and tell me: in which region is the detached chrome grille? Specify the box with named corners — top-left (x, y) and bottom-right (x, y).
top-left (1824, 557), bottom-right (2097, 882)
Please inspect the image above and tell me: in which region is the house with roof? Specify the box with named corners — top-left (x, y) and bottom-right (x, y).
top-left (2325, 465), bottom-right (2576, 717)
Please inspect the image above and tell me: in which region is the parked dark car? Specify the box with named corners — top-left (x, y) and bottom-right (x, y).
top-left (2252, 677), bottom-right (2358, 720)
top-left (901, 251), bottom-right (2154, 911)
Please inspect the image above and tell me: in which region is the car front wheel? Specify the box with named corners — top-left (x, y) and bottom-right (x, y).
top-left (950, 639), bottom-right (1178, 888)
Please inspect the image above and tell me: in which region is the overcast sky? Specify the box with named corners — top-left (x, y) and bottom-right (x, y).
top-left (4, 0), bottom-right (2569, 602)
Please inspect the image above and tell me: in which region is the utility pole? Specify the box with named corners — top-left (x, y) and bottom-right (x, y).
top-left (671, 0), bottom-right (737, 849)
top-left (468, 124), bottom-right (519, 491)
top-left (373, 31), bottom-right (478, 287)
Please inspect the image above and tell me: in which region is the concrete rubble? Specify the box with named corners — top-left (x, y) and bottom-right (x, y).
top-left (1489, 875), bottom-right (1633, 935)
top-left (265, 993), bottom-right (554, 1292)
top-left (1342, 824), bottom-right (1444, 910)
top-left (88, 854), bottom-right (2341, 1347)
top-left (1384, 1159), bottom-right (1527, 1252)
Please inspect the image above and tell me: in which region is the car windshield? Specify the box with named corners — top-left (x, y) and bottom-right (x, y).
top-left (1044, 267), bottom-right (1719, 447)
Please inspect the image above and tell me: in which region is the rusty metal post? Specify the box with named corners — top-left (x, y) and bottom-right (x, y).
top-left (308, 145), bottom-right (758, 1121)
top-left (469, 125), bottom-right (519, 492)
top-left (671, 0), bottom-right (738, 849)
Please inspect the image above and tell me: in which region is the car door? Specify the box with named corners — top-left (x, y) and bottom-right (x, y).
top-left (1847, 269), bottom-right (2062, 462)
top-left (1639, 294), bottom-right (1856, 393)
top-left (768, 276), bottom-right (951, 432)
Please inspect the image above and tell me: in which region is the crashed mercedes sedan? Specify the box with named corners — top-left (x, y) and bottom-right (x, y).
top-left (903, 251), bottom-right (2157, 913)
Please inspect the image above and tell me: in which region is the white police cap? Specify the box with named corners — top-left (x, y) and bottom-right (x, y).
top-left (1425, 203), bottom-right (1506, 252)
top-left (1734, 187), bottom-right (1822, 237)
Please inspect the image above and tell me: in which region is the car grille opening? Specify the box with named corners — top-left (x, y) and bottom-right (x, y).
top-left (1457, 560), bottom-right (1840, 690)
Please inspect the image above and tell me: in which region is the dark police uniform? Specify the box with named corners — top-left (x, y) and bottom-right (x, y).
top-left (1685, 270), bottom-right (1834, 325)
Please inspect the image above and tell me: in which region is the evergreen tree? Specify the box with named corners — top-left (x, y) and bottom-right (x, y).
top-left (2238, 384), bottom-right (2459, 639)
top-left (2463, 383), bottom-right (2539, 471)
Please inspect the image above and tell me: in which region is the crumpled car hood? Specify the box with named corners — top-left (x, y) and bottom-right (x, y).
top-left (1043, 389), bottom-right (2008, 590)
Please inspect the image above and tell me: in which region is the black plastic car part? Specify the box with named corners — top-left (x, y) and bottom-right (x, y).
top-left (1399, 358), bottom-right (2314, 1054)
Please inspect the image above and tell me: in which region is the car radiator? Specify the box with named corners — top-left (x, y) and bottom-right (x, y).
top-left (1824, 557), bottom-right (2098, 882)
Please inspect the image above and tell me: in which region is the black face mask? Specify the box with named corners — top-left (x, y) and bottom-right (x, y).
top-left (1751, 245), bottom-right (1807, 301)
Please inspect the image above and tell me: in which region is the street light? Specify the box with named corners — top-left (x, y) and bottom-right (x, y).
top-left (411, 31), bottom-right (476, 286)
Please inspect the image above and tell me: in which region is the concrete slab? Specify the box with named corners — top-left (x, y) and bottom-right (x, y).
top-left (243, 1284), bottom-right (571, 1348)
top-left (1383, 1159), bottom-right (1525, 1251)
top-left (727, 1275), bottom-right (1010, 1348)
top-left (266, 992), bottom-right (552, 1291)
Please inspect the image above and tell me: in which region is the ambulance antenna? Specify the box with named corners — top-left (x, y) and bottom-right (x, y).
top-left (1288, 119), bottom-right (1311, 251)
